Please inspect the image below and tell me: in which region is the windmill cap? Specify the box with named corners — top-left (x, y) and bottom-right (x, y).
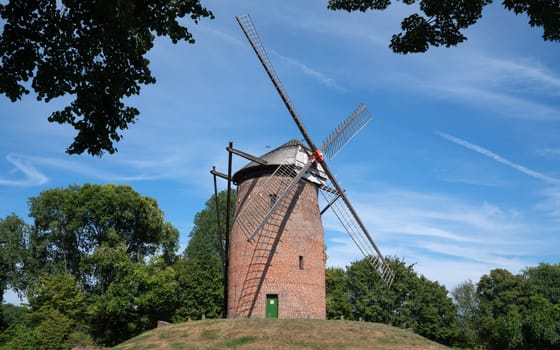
top-left (233, 139), bottom-right (327, 185)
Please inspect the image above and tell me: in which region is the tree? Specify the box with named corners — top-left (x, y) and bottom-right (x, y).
top-left (26, 274), bottom-right (88, 350)
top-left (346, 257), bottom-right (396, 323)
top-left (345, 256), bottom-right (457, 345)
top-left (327, 0), bottom-right (560, 54)
top-left (0, 214), bottom-right (30, 328)
top-left (0, 303), bottom-right (30, 348)
top-left (522, 294), bottom-right (560, 349)
top-left (451, 264), bottom-right (560, 349)
top-left (21, 184), bottom-right (180, 346)
top-left (521, 263), bottom-right (560, 349)
top-left (451, 280), bottom-right (479, 348)
top-left (409, 275), bottom-right (457, 345)
top-left (27, 184), bottom-right (178, 291)
top-left (476, 268), bottom-right (524, 349)
top-left (184, 190), bottom-right (235, 262)
top-left (325, 267), bottom-right (352, 320)
top-left (0, 1), bottom-right (214, 155)
top-left (0, 322), bottom-right (38, 350)
top-left (174, 190), bottom-right (235, 320)
top-left (90, 247), bottom-right (179, 345)
top-left (173, 255), bottom-right (223, 321)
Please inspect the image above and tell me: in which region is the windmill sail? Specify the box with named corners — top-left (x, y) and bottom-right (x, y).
top-left (321, 103), bottom-right (372, 160)
top-left (236, 13), bottom-right (394, 288)
top-left (233, 162), bottom-right (298, 241)
top-left (319, 179), bottom-right (395, 286)
top-left (236, 14), bottom-right (318, 151)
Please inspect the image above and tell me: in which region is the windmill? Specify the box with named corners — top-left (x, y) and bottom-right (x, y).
top-left (213, 14), bottom-right (394, 319)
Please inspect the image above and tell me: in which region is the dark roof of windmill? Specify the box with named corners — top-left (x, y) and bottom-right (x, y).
top-left (232, 139), bottom-right (312, 184)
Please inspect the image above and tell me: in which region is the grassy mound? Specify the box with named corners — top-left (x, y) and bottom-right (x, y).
top-left (112, 318), bottom-right (449, 350)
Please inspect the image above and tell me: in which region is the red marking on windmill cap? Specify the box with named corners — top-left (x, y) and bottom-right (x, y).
top-left (233, 139), bottom-right (326, 185)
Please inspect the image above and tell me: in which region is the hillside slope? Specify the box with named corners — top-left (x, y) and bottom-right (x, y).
top-left (112, 318), bottom-right (450, 350)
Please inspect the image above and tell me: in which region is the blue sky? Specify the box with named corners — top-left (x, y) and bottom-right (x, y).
top-left (2, 1), bottom-right (560, 303)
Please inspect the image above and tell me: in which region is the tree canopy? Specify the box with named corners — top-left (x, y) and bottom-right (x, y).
top-left (2, 1), bottom-right (558, 154)
top-left (0, 0), bottom-right (213, 156)
top-left (0, 184), bottom-right (182, 346)
top-left (27, 184), bottom-right (179, 288)
top-left (327, 257), bottom-right (457, 345)
top-left (328, 0), bottom-right (560, 53)
top-left (449, 264), bottom-right (560, 350)
top-left (2, 184), bottom-right (560, 348)
top-left (175, 190), bottom-right (236, 320)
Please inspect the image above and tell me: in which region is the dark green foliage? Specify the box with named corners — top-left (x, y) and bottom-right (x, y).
top-left (450, 265), bottom-right (560, 349)
top-left (174, 190), bottom-right (235, 320)
top-left (521, 263), bottom-right (560, 349)
top-left (27, 273), bottom-right (88, 328)
top-left (327, 257), bottom-right (457, 345)
top-left (503, 0), bottom-right (560, 41)
top-left (33, 308), bottom-right (74, 350)
top-left (0, 184), bottom-right (181, 347)
top-left (408, 275), bottom-right (457, 344)
top-left (0, 215), bottom-right (30, 332)
top-left (325, 267), bottom-right (352, 319)
top-left (523, 262), bottom-right (560, 304)
top-left (1, 276), bottom-right (83, 349)
top-left (328, 260), bottom-right (560, 348)
top-left (328, 0), bottom-right (559, 53)
top-left (0, 323), bottom-right (38, 350)
top-left (0, 0), bottom-right (214, 155)
top-left (184, 190), bottom-right (235, 262)
top-left (90, 250), bottom-right (179, 345)
top-left (173, 255), bottom-right (224, 320)
top-left (0, 303), bottom-right (27, 328)
top-left (477, 268), bottom-right (524, 349)
top-left (0, 215), bottom-right (30, 302)
top-left (451, 280), bottom-right (478, 348)
top-left (522, 294), bottom-right (560, 349)
top-left (27, 184), bottom-right (179, 292)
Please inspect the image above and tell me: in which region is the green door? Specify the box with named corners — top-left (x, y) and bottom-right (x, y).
top-left (266, 294), bottom-right (278, 318)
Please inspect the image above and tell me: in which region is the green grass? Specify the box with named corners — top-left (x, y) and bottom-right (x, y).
top-left (112, 318), bottom-right (450, 350)
top-left (223, 335), bottom-right (257, 348)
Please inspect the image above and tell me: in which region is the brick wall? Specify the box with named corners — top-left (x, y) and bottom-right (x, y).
top-left (228, 173), bottom-right (326, 319)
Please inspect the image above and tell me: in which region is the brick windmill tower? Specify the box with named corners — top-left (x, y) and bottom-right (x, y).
top-left (228, 139), bottom-right (328, 318)
top-left (222, 14), bottom-right (395, 319)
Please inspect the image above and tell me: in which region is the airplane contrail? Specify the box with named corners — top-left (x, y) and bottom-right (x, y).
top-left (437, 131), bottom-right (560, 185)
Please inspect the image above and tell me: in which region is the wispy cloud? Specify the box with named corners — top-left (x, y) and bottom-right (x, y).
top-left (479, 56), bottom-right (560, 92)
top-left (273, 51), bottom-right (346, 92)
top-left (388, 51), bottom-right (560, 121)
top-left (201, 26), bottom-right (246, 48)
top-left (323, 185), bottom-right (545, 290)
top-left (438, 86), bottom-right (560, 121)
top-left (437, 131), bottom-right (560, 185)
top-left (0, 152), bottom-right (203, 185)
top-left (536, 187), bottom-right (560, 222)
top-left (537, 148), bottom-right (560, 159)
top-left (0, 154), bottom-right (49, 187)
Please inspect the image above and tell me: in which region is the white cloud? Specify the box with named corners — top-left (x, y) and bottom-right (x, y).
top-left (477, 56), bottom-right (560, 92)
top-left (536, 187), bottom-right (560, 221)
top-left (537, 148), bottom-right (560, 159)
top-left (381, 50), bottom-right (560, 121)
top-left (200, 26), bottom-right (246, 48)
top-left (274, 51), bottom-right (346, 92)
top-left (323, 184), bottom-right (544, 291)
top-left (0, 154), bottom-right (49, 187)
top-left (0, 149), bottom-right (212, 186)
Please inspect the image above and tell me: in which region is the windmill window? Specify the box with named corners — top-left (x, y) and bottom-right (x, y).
top-left (299, 255), bottom-right (304, 270)
top-left (269, 194), bottom-right (277, 207)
